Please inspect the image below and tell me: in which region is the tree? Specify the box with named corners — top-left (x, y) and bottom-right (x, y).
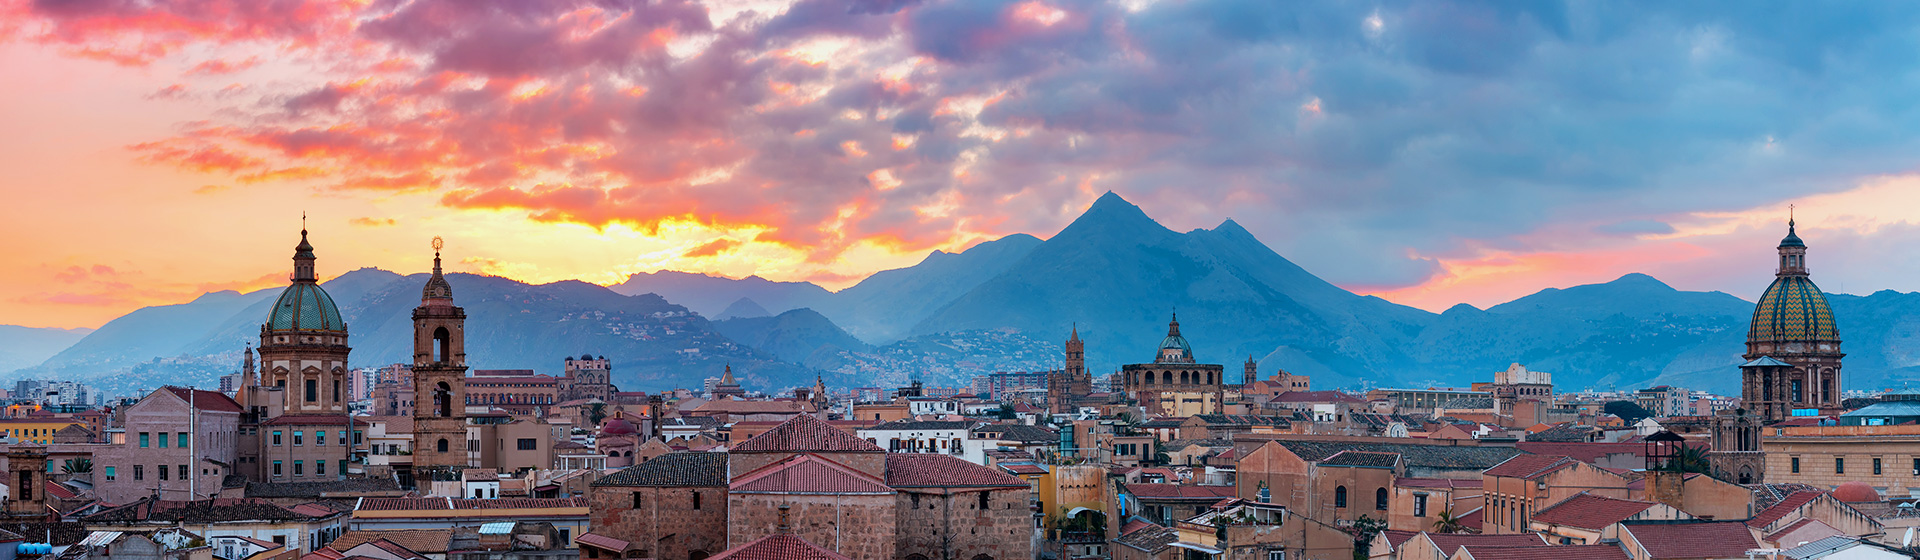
top-left (996, 404), bottom-right (1016, 420)
top-left (61, 458), bottom-right (92, 474)
top-left (1670, 445), bottom-right (1712, 474)
top-left (1604, 401), bottom-right (1654, 424)
top-left (1350, 515), bottom-right (1389, 560)
top-left (585, 402), bottom-right (609, 426)
top-left (1431, 508), bottom-right (1468, 533)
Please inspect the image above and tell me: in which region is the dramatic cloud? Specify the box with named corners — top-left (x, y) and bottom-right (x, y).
top-left (9, 0), bottom-right (1920, 324)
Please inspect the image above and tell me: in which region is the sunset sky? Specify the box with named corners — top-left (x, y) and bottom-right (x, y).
top-left (5, 1), bottom-right (1920, 330)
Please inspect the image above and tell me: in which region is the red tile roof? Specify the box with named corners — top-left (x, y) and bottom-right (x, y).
top-left (884, 454), bottom-right (1027, 489)
top-left (262, 414), bottom-right (355, 426)
top-left (1423, 533), bottom-right (1547, 555)
top-left (574, 532), bottom-right (633, 552)
top-left (1748, 491), bottom-right (1825, 528)
top-left (1001, 464), bottom-right (1048, 475)
top-left (1515, 442), bottom-right (1708, 464)
top-left (328, 529), bottom-right (455, 554)
top-left (1530, 494), bottom-right (1655, 531)
top-left (164, 387), bottom-right (244, 413)
top-left (732, 454), bottom-right (892, 494)
top-left (44, 481), bottom-right (77, 501)
top-left (710, 533), bottom-right (852, 560)
top-left (1270, 391), bottom-right (1367, 404)
top-left (733, 414), bottom-right (882, 453)
top-left (1460, 545), bottom-right (1628, 560)
top-left (1622, 521), bottom-right (1759, 559)
top-left (1380, 530), bottom-right (1419, 551)
top-left (1482, 454), bottom-right (1577, 479)
top-left (1457, 508), bottom-right (1484, 531)
top-left (1396, 477), bottom-right (1482, 489)
top-left (1125, 483), bottom-right (1239, 500)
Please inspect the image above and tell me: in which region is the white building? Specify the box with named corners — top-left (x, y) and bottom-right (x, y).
top-left (907, 397), bottom-right (960, 416)
top-left (857, 420), bottom-right (989, 464)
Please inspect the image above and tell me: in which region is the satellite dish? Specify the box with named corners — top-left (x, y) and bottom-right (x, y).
top-left (1901, 527), bottom-right (1913, 547)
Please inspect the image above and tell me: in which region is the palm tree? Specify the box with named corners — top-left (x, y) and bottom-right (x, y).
top-left (585, 402), bottom-right (609, 426)
top-left (61, 458), bottom-right (92, 474)
top-left (1671, 446), bottom-right (1712, 474)
top-left (1431, 508), bottom-right (1468, 533)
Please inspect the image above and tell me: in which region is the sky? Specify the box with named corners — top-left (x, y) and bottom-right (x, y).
top-left (4, 0), bottom-right (1920, 330)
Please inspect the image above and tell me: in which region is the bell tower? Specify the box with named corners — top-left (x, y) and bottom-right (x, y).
top-left (411, 237), bottom-right (469, 481)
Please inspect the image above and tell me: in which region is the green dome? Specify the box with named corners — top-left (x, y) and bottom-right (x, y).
top-left (1748, 275), bottom-right (1837, 344)
top-left (267, 283), bottom-right (345, 332)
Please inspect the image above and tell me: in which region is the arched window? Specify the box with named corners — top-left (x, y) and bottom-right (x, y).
top-left (437, 438), bottom-right (449, 453)
top-left (1376, 488), bottom-right (1388, 510)
top-left (1162, 372), bottom-right (1172, 384)
top-left (433, 327), bottom-right (452, 364)
top-left (436, 382), bottom-right (452, 417)
top-left (690, 552), bottom-right (710, 560)
top-left (1334, 486), bottom-right (1347, 508)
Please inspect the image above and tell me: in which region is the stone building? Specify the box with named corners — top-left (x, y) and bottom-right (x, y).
top-left (234, 227), bottom-right (354, 483)
top-left (711, 366), bottom-right (747, 400)
top-left (884, 454), bottom-right (1033, 560)
top-left (559, 355), bottom-right (615, 403)
top-left (412, 238), bottom-right (471, 484)
top-left (1480, 455), bottom-right (1630, 535)
top-left (1120, 315), bottom-right (1227, 417)
top-left (1047, 327), bottom-right (1092, 415)
top-left (465, 371), bottom-right (559, 416)
top-left (583, 452), bottom-right (730, 560)
top-left (93, 387), bottom-right (242, 504)
top-left (1741, 219), bottom-right (1844, 421)
top-left (729, 454), bottom-right (897, 560)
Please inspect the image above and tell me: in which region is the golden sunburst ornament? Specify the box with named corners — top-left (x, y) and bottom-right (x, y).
top-left (432, 236), bottom-right (444, 252)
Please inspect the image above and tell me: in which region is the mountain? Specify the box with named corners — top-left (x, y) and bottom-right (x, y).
top-left (14, 268), bottom-right (817, 396)
top-left (910, 192), bottom-right (1436, 387)
top-left (820, 233), bottom-right (1043, 344)
top-left (0, 325), bottom-right (93, 373)
top-left (714, 298), bottom-right (772, 320)
top-left (711, 308), bottom-right (872, 365)
top-left (610, 271), bottom-right (832, 318)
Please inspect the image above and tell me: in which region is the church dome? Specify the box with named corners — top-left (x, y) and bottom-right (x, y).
top-left (267, 283), bottom-right (345, 332)
top-left (1832, 481), bottom-right (1880, 503)
top-left (1748, 275), bottom-right (1838, 344)
top-left (601, 416), bottom-right (637, 435)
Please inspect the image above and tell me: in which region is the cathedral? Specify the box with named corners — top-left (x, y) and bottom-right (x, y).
top-left (236, 227), bottom-right (356, 482)
top-left (1045, 326), bottom-right (1092, 414)
top-left (1712, 218), bottom-right (1845, 485)
top-left (1119, 314), bottom-right (1226, 416)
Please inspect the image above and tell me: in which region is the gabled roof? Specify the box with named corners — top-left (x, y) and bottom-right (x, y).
top-left (1113, 521), bottom-right (1178, 552)
top-left (710, 533), bottom-right (852, 560)
top-left (1483, 455), bottom-right (1578, 479)
top-left (327, 531), bottom-right (454, 556)
top-left (865, 420), bottom-right (977, 431)
top-left (884, 454), bottom-right (1027, 489)
top-left (733, 414), bottom-right (883, 453)
top-left (1267, 439), bottom-right (1523, 471)
top-left (1321, 451), bottom-right (1401, 469)
top-left (1530, 494), bottom-right (1655, 531)
top-left (1624, 521), bottom-right (1761, 559)
top-left (1783, 536), bottom-right (1891, 560)
top-left (1421, 533), bottom-right (1547, 555)
top-left (592, 452), bottom-right (728, 487)
top-left (732, 454), bottom-right (892, 494)
top-left (1748, 491), bottom-right (1826, 528)
top-left (161, 386), bottom-right (244, 413)
top-left (1125, 484), bottom-right (1238, 500)
top-left (1459, 545), bottom-right (1629, 560)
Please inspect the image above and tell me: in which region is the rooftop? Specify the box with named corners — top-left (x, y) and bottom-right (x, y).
top-left (1268, 439), bottom-right (1523, 470)
top-left (733, 414), bottom-right (883, 453)
top-left (1460, 545), bottom-right (1628, 560)
top-left (1530, 494), bottom-right (1656, 530)
top-left (710, 533), bottom-right (852, 560)
top-left (1483, 455), bottom-right (1579, 479)
top-left (732, 454), bottom-right (892, 494)
top-left (592, 452), bottom-right (729, 487)
top-left (884, 454), bottom-right (1027, 488)
top-left (1622, 521), bottom-right (1761, 559)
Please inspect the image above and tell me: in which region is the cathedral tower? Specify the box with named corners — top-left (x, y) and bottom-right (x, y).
top-left (1740, 218), bottom-right (1843, 421)
top-left (412, 237), bottom-right (470, 478)
top-left (257, 227), bottom-right (351, 415)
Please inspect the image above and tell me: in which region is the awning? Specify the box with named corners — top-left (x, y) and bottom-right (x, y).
top-left (1170, 542), bottom-right (1223, 555)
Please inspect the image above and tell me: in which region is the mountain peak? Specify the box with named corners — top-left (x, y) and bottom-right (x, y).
top-left (1056, 191), bottom-right (1166, 241)
top-left (1607, 272), bottom-right (1673, 291)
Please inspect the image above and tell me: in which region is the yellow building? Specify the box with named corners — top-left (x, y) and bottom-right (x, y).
top-left (1765, 424), bottom-right (1920, 495)
top-left (0, 418), bottom-right (88, 444)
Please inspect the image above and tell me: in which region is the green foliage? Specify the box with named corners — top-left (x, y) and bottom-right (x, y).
top-left (586, 402), bottom-right (609, 426)
top-left (1431, 508), bottom-right (1467, 534)
top-left (61, 458), bottom-right (92, 474)
top-left (997, 404), bottom-right (1016, 420)
top-left (1670, 445), bottom-right (1712, 474)
top-left (1350, 515), bottom-right (1389, 560)
top-left (1604, 400), bottom-right (1654, 424)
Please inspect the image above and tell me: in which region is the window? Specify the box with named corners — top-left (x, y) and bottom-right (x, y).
top-left (344, 431), bottom-right (352, 445)
top-left (295, 461), bottom-right (305, 476)
top-left (134, 465), bottom-right (144, 480)
top-left (273, 431), bottom-right (283, 446)
top-left (437, 438), bottom-right (449, 453)
top-left (559, 528), bottom-right (570, 546)
top-left (178, 432), bottom-right (189, 447)
top-left (694, 491), bottom-right (703, 510)
top-left (1334, 486), bottom-right (1347, 508)
top-left (273, 536), bottom-right (285, 546)
top-left (178, 465), bottom-right (188, 479)
top-left (1414, 494), bottom-right (1429, 517)
top-left (334, 379), bottom-right (341, 402)
top-left (317, 460), bottom-right (326, 476)
top-left (294, 431), bottom-right (304, 446)
top-left (1836, 458), bottom-right (1845, 474)
top-left (518, 438), bottom-right (538, 450)
top-left (105, 466), bottom-right (116, 481)
top-left (632, 492), bottom-right (643, 509)
top-left (1875, 458), bottom-right (1884, 475)
top-left (1791, 457), bottom-right (1800, 473)
top-left (273, 461), bottom-right (283, 476)
top-left (1268, 551), bottom-right (1286, 560)
top-left (306, 379), bottom-right (318, 402)
top-left (158, 433), bottom-right (169, 448)
top-left (159, 464), bottom-right (169, 481)
top-left (1377, 488), bottom-right (1388, 510)
top-left (979, 492), bottom-right (990, 510)
top-left (140, 432), bottom-right (149, 448)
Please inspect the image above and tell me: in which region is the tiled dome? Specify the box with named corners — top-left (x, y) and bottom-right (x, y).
top-left (266, 283), bottom-right (345, 332)
top-left (1748, 275), bottom-right (1838, 344)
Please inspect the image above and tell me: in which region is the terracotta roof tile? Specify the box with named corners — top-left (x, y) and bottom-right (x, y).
top-left (1530, 494), bottom-right (1655, 530)
top-left (328, 531), bottom-right (455, 555)
top-left (1381, 530), bottom-right (1418, 551)
top-left (1113, 522), bottom-right (1178, 552)
top-left (1483, 455), bottom-right (1577, 479)
top-left (163, 386), bottom-right (244, 413)
top-left (1321, 451), bottom-right (1401, 468)
top-left (732, 455), bottom-right (892, 494)
top-left (884, 454), bottom-right (1027, 488)
top-left (1461, 545), bottom-right (1629, 560)
top-left (575, 532), bottom-right (632, 552)
top-left (1270, 440), bottom-right (1522, 470)
top-left (1423, 533), bottom-right (1547, 555)
top-left (1622, 521), bottom-right (1759, 559)
top-left (1125, 483), bottom-right (1238, 500)
top-left (1748, 491), bottom-right (1826, 529)
top-left (710, 533), bottom-right (852, 560)
top-left (593, 452), bottom-right (728, 487)
top-left (733, 414), bottom-right (882, 453)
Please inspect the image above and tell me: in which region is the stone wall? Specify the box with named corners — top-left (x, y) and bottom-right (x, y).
top-left (893, 488), bottom-right (1033, 560)
top-left (729, 493), bottom-right (895, 560)
top-left (588, 485), bottom-right (729, 560)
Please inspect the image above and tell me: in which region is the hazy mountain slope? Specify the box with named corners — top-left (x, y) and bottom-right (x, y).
top-left (820, 233), bottom-right (1044, 344)
top-left (610, 271), bottom-right (832, 317)
top-left (715, 298), bottom-right (772, 320)
top-left (37, 289), bottom-right (274, 371)
top-left (711, 308), bottom-right (873, 364)
top-left (0, 325), bottom-right (94, 373)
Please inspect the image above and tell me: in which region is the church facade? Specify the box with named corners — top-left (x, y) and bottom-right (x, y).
top-left (236, 227), bottom-right (356, 483)
top-left (1120, 315), bottom-right (1226, 417)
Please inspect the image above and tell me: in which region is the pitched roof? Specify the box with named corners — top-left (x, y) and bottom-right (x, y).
top-left (1113, 522), bottom-right (1178, 552)
top-left (1515, 442), bottom-right (1706, 463)
top-left (1483, 455), bottom-right (1578, 479)
top-left (592, 452), bottom-right (729, 487)
top-left (867, 420), bottom-right (977, 431)
top-left (1380, 530), bottom-right (1419, 551)
top-left (1270, 391), bottom-right (1367, 404)
top-left (328, 530), bottom-right (455, 554)
top-left (246, 479), bottom-right (402, 498)
top-left (710, 533), bottom-right (852, 560)
top-left (1460, 545), bottom-right (1629, 560)
top-left (884, 454), bottom-right (1027, 488)
top-left (1748, 491), bottom-right (1826, 528)
top-left (162, 386), bottom-right (244, 413)
top-left (1530, 494), bottom-right (1656, 530)
top-left (1321, 450), bottom-right (1401, 468)
top-left (84, 498), bottom-right (331, 523)
top-left (1422, 533), bottom-right (1548, 556)
top-left (1783, 536), bottom-right (1883, 560)
top-left (1125, 483), bottom-right (1238, 500)
top-left (1622, 521), bottom-right (1761, 559)
top-left (732, 454), bottom-right (893, 494)
top-left (575, 532), bottom-right (632, 552)
top-left (1269, 439), bottom-right (1524, 470)
top-left (1396, 477), bottom-right (1482, 489)
top-left (972, 424), bottom-right (1059, 443)
top-left (733, 414), bottom-right (882, 453)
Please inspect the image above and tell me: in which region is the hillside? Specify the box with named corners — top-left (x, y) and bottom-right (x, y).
top-left (0, 325), bottom-right (93, 373)
top-left (610, 271), bottom-right (832, 317)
